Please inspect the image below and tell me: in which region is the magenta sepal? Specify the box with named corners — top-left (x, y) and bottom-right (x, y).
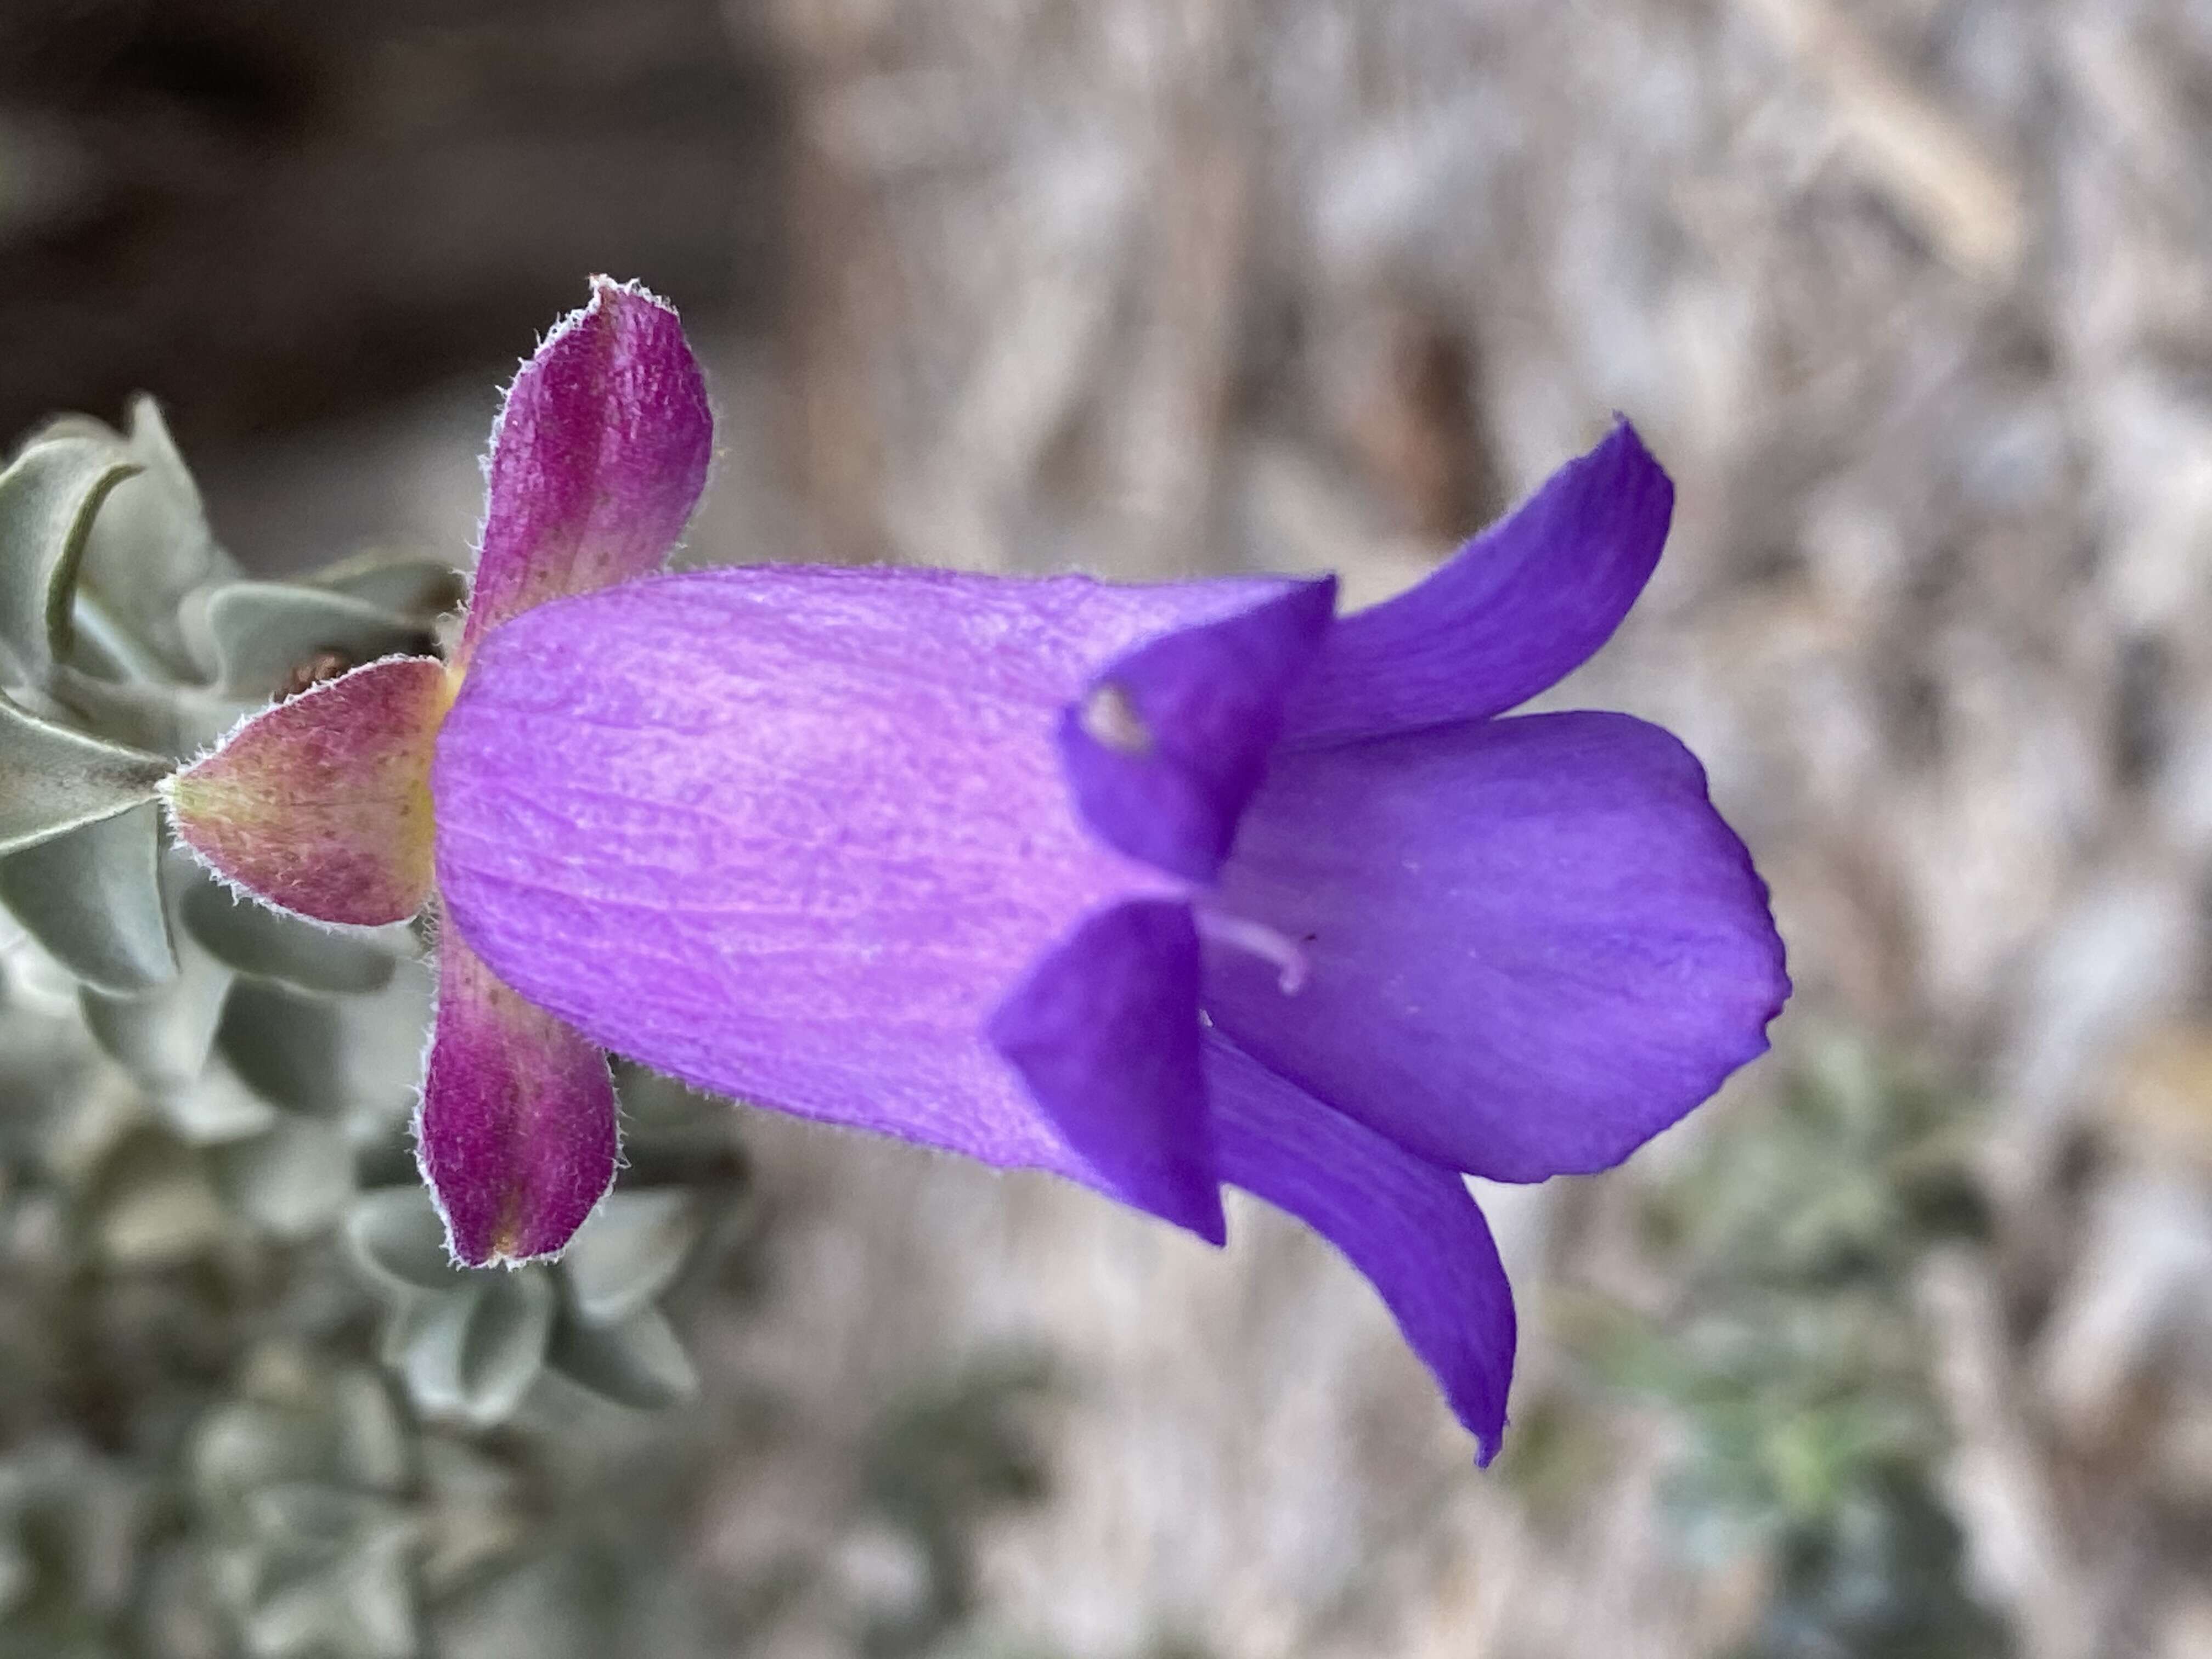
top-left (162, 655), bottom-right (451, 927)
top-left (456, 276), bottom-right (714, 666)
top-left (417, 923), bottom-right (618, 1267)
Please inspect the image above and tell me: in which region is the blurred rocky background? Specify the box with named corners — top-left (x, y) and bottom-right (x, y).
top-left (4, 0), bottom-right (2212, 1655)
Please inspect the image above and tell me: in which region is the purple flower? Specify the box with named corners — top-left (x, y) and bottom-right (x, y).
top-left (165, 280), bottom-right (1788, 1463)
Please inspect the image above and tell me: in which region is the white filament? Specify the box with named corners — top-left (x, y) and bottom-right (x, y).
top-left (1195, 909), bottom-right (1308, 995)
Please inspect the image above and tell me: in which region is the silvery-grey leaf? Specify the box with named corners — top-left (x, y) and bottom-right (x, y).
top-left (326, 963), bottom-right (434, 1131)
top-left (89, 1129), bottom-right (225, 1265)
top-left (329, 1373), bottom-right (410, 1494)
top-left (560, 1189), bottom-right (705, 1325)
top-left (182, 878), bottom-right (397, 996)
top-left (202, 583), bottom-right (433, 701)
top-left (392, 1285), bottom-right (482, 1414)
top-left (0, 804), bottom-right (176, 992)
top-left (243, 1484), bottom-right (403, 1546)
top-left (239, 1508), bottom-right (417, 1659)
top-left (546, 1303), bottom-right (698, 1409)
top-left (219, 978), bottom-right (347, 1112)
top-left (377, 1294), bottom-right (448, 1372)
top-left (309, 551), bottom-right (464, 621)
top-left (74, 398), bottom-right (238, 680)
top-left (347, 1188), bottom-right (470, 1295)
top-left (399, 1272), bottom-right (555, 1427)
top-left (0, 1532), bottom-right (31, 1619)
top-left (211, 1119), bottom-right (355, 1240)
top-left (208, 1539), bottom-right (260, 1615)
top-left (0, 435), bottom-right (139, 678)
top-left (455, 1273), bottom-right (557, 1427)
top-left (0, 689), bottom-right (170, 856)
top-left (48, 663), bottom-right (240, 760)
top-left (413, 1437), bottom-right (524, 1594)
top-left (159, 1062), bottom-right (281, 1143)
top-left (17, 411), bottom-right (115, 449)
top-left (83, 886), bottom-right (235, 1087)
top-left (59, 590), bottom-right (162, 680)
top-left (192, 1402), bottom-right (330, 1520)
top-left (1, 927), bottom-right (84, 1018)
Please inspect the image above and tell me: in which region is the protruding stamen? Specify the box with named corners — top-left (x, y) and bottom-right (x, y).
top-left (1080, 681), bottom-right (1153, 755)
top-left (1195, 910), bottom-right (1308, 995)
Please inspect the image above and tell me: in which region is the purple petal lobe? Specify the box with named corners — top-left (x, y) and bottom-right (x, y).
top-left (456, 277), bottom-right (713, 663)
top-left (1207, 711), bottom-right (1788, 1181)
top-left (418, 926), bottom-right (618, 1266)
top-left (434, 565), bottom-right (1291, 1193)
top-left (1283, 421), bottom-right (1672, 744)
top-left (163, 654), bottom-right (451, 926)
top-left (987, 900), bottom-right (1223, 1242)
top-left (1058, 578), bottom-right (1335, 882)
top-left (1205, 1029), bottom-right (1514, 1463)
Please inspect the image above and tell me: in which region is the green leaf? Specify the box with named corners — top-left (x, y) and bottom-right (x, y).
top-left (0, 803), bottom-right (176, 992)
top-left (218, 977), bottom-right (348, 1111)
top-left (560, 1190), bottom-right (704, 1324)
top-left (202, 583), bottom-right (434, 701)
top-left (399, 1273), bottom-right (556, 1427)
top-left (346, 1188), bottom-right (471, 1295)
top-left (181, 876), bottom-right (397, 995)
top-left (0, 689), bottom-right (170, 856)
top-left (546, 1302), bottom-right (697, 1409)
top-left (0, 436), bottom-right (139, 678)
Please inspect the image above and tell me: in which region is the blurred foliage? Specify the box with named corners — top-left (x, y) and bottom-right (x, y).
top-left (0, 405), bottom-right (1054, 1656)
top-left (859, 1355), bottom-right (1053, 1657)
top-left (1571, 1039), bottom-right (2012, 1659)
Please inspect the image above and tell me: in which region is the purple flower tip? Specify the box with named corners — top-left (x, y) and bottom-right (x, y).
top-left (1284, 416), bottom-right (1673, 744)
top-left (429, 413), bottom-right (1786, 1460)
top-left (988, 900), bottom-right (1224, 1242)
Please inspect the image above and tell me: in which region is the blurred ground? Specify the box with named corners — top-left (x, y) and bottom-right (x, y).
top-left (8, 1), bottom-right (2212, 1655)
top-left (0, 0), bottom-right (782, 447)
